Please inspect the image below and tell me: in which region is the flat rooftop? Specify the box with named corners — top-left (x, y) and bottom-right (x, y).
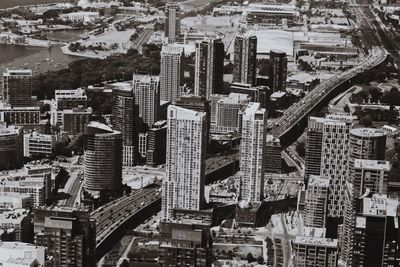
top-left (351, 128), bottom-right (387, 138)
top-left (294, 236), bottom-right (337, 247)
top-left (308, 175), bottom-right (330, 188)
top-left (354, 159), bottom-right (390, 171)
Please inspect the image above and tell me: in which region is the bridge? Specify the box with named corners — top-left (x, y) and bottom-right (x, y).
top-left (93, 153), bottom-right (240, 259)
top-left (270, 46), bottom-right (388, 147)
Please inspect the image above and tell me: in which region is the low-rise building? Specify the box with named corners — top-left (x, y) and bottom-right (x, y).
top-left (293, 235), bottom-right (338, 267)
top-left (0, 208), bottom-right (31, 242)
top-left (0, 242), bottom-right (46, 267)
top-left (0, 104), bottom-right (40, 126)
top-left (23, 131), bottom-right (56, 158)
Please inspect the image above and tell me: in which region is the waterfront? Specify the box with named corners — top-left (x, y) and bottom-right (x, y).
top-left (0, 29), bottom-right (87, 77)
top-left (0, 0), bottom-right (70, 9)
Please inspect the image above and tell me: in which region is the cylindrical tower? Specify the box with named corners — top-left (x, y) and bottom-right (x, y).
top-left (83, 121), bottom-right (122, 197)
top-left (350, 128), bottom-right (387, 161)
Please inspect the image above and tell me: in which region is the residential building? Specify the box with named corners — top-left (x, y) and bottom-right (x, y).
top-left (34, 206), bottom-right (96, 267)
top-left (83, 122), bottom-right (122, 198)
top-left (160, 44), bottom-right (184, 102)
top-left (210, 93), bottom-right (250, 134)
top-left (50, 88), bottom-right (87, 126)
top-left (194, 38), bottom-right (224, 100)
top-left (133, 75), bottom-right (160, 127)
top-left (146, 120), bottom-right (167, 167)
top-left (304, 175), bottom-right (329, 228)
top-left (0, 123), bottom-right (23, 171)
top-left (165, 2), bottom-right (181, 43)
top-left (352, 194), bottom-right (400, 267)
top-left (239, 102), bottom-right (267, 202)
top-left (293, 236), bottom-right (338, 267)
top-left (233, 35), bottom-right (257, 86)
top-left (162, 105), bottom-right (207, 219)
top-left (230, 82), bottom-right (268, 108)
top-left (159, 219), bottom-right (212, 266)
top-left (111, 83), bottom-right (139, 167)
top-left (265, 134), bottom-right (282, 173)
top-left (320, 116), bottom-right (353, 218)
top-left (2, 69), bottom-right (32, 107)
top-left (270, 50), bottom-right (287, 92)
top-left (304, 116), bottom-right (325, 184)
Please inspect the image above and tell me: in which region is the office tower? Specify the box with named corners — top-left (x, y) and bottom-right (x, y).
top-left (233, 35), bottom-right (257, 86)
top-left (194, 38), bottom-right (224, 99)
top-left (265, 134), bottom-right (282, 173)
top-left (146, 120), bottom-right (167, 167)
top-left (304, 117), bottom-right (325, 185)
top-left (0, 123), bottom-right (23, 171)
top-left (2, 69), bottom-right (32, 107)
top-left (211, 93), bottom-right (250, 134)
top-left (34, 206), bottom-right (96, 267)
top-left (160, 44), bottom-right (184, 102)
top-left (239, 102), bottom-right (267, 202)
top-left (62, 107), bottom-right (93, 135)
top-left (304, 175), bottom-right (329, 228)
top-left (23, 131), bottom-right (56, 158)
top-left (352, 194), bottom-right (400, 267)
top-left (112, 84), bottom-right (138, 167)
top-left (320, 117), bottom-right (353, 218)
top-left (270, 50), bottom-right (287, 92)
top-left (165, 2), bottom-right (181, 43)
top-left (159, 219), bottom-right (212, 266)
top-left (293, 236), bottom-right (338, 267)
top-left (133, 75), bottom-right (160, 127)
top-left (162, 105), bottom-right (207, 219)
top-left (83, 121), bottom-right (122, 198)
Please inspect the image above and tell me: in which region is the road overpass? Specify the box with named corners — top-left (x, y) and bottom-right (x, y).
top-left (270, 46), bottom-right (388, 147)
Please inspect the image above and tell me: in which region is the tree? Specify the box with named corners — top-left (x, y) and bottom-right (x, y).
top-left (257, 256), bottom-right (265, 264)
top-left (359, 115), bottom-right (373, 127)
top-left (343, 104), bottom-right (350, 113)
top-left (245, 252), bottom-right (255, 263)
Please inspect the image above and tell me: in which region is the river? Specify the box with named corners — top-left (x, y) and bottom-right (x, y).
top-left (0, 0), bottom-right (73, 9)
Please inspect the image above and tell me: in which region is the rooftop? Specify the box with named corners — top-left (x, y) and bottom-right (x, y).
top-left (362, 194), bottom-right (398, 217)
top-left (354, 159), bottom-right (390, 171)
top-left (294, 236), bottom-right (337, 247)
top-left (308, 175), bottom-right (330, 188)
top-left (3, 69), bottom-right (32, 76)
top-left (351, 128), bottom-right (387, 138)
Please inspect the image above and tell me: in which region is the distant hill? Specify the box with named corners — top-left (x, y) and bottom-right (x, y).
top-left (0, 0), bottom-right (76, 9)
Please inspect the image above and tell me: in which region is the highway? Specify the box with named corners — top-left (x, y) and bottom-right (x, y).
top-left (93, 186), bottom-right (161, 246)
top-left (269, 46), bottom-right (387, 138)
top-left (131, 28), bottom-right (154, 53)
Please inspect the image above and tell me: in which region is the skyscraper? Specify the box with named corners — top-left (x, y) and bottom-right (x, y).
top-left (341, 128), bottom-right (388, 265)
top-left (83, 121), bottom-right (123, 198)
top-left (162, 105), bottom-right (207, 219)
top-left (270, 50), bottom-right (287, 92)
top-left (305, 117), bottom-right (326, 185)
top-left (165, 2), bottom-right (181, 43)
top-left (133, 75), bottom-right (160, 128)
top-left (239, 102), bottom-right (267, 202)
top-left (112, 83), bottom-right (139, 167)
top-left (194, 38), bottom-right (224, 100)
top-left (160, 44), bottom-right (184, 102)
top-left (304, 175), bottom-right (329, 228)
top-left (2, 69), bottom-right (32, 107)
top-left (233, 35), bottom-right (257, 86)
top-left (320, 117), bottom-right (353, 219)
